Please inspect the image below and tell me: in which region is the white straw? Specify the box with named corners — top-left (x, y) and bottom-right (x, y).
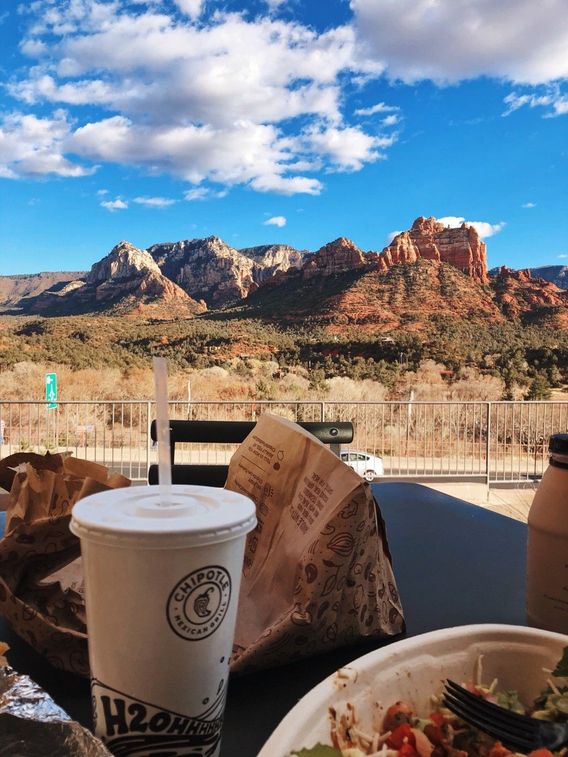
top-left (152, 357), bottom-right (172, 502)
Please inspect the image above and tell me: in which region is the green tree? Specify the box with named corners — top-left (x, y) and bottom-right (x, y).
top-left (525, 375), bottom-right (552, 401)
top-left (308, 368), bottom-right (328, 393)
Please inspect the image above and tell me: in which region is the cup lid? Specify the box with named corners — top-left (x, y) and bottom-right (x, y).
top-left (549, 433), bottom-right (568, 455)
top-left (70, 485), bottom-right (257, 549)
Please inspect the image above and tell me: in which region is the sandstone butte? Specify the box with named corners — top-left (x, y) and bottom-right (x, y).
top-left (378, 216), bottom-right (489, 285)
top-left (288, 217), bottom-right (490, 284)
top-left (249, 217), bottom-right (568, 332)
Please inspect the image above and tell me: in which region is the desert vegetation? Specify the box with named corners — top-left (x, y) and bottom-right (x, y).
top-left (2, 314), bottom-right (566, 482)
top-left (1, 313), bottom-right (566, 402)
top-left (0, 357), bottom-right (506, 403)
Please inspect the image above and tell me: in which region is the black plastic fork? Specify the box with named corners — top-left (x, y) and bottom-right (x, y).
top-left (443, 679), bottom-right (568, 753)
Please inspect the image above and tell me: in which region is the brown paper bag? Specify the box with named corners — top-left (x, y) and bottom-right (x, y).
top-left (226, 414), bottom-right (404, 672)
top-left (0, 454), bottom-right (129, 674)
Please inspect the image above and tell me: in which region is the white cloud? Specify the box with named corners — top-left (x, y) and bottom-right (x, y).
top-left (0, 165), bottom-right (17, 178)
top-left (381, 114), bottom-right (399, 127)
top-left (69, 116), bottom-right (326, 194)
top-left (20, 38), bottom-right (48, 57)
top-left (184, 187), bottom-right (210, 201)
top-left (558, 253), bottom-right (568, 259)
top-left (250, 173), bottom-right (322, 195)
top-left (174, 0), bottom-right (204, 21)
top-left (437, 216), bottom-right (506, 238)
top-left (469, 221), bottom-right (506, 239)
top-left (96, 188), bottom-right (108, 196)
top-left (264, 215), bottom-right (286, 227)
top-left (100, 198), bottom-right (128, 210)
top-left (0, 110), bottom-right (93, 179)
top-left (351, 0), bottom-right (568, 85)
top-left (133, 196), bottom-right (176, 207)
top-left (266, 0), bottom-right (287, 9)
top-left (7, 1), bottom-right (387, 191)
top-left (503, 86), bottom-right (568, 118)
top-left (184, 187), bottom-right (227, 201)
top-left (355, 102), bottom-right (400, 116)
top-left (522, 202), bottom-right (536, 208)
top-left (301, 124), bottom-right (395, 171)
top-left (21, 17), bottom-right (359, 126)
top-left (387, 230), bottom-right (403, 244)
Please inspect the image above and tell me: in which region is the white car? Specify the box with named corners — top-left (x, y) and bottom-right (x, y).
top-left (340, 449), bottom-right (384, 481)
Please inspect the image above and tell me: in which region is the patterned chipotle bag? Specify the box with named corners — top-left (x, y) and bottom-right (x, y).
top-left (226, 413), bottom-right (404, 673)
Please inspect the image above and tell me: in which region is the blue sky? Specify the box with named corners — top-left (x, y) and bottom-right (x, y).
top-left (0, 0), bottom-right (566, 275)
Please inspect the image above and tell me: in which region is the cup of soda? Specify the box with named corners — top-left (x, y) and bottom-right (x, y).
top-left (70, 484), bottom-right (256, 756)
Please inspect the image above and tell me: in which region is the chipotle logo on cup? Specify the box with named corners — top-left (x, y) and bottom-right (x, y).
top-left (167, 566), bottom-right (232, 641)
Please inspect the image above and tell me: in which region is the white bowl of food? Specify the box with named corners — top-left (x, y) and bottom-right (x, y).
top-left (258, 624), bottom-right (568, 757)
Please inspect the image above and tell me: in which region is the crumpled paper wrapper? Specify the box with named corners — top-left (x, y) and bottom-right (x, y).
top-left (0, 657), bottom-right (111, 756)
top-left (0, 453), bottom-right (130, 675)
top-left (0, 417), bottom-right (404, 678)
top-left (227, 413), bottom-right (404, 673)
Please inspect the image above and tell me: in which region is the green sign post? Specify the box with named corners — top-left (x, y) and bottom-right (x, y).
top-left (45, 372), bottom-right (58, 409)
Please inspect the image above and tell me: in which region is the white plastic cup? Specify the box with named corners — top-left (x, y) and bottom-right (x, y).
top-left (70, 484), bottom-right (256, 757)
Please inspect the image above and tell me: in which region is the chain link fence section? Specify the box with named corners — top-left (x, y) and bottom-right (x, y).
top-left (0, 400), bottom-right (566, 483)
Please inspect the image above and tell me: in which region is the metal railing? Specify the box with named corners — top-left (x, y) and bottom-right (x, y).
top-left (0, 400), bottom-right (566, 484)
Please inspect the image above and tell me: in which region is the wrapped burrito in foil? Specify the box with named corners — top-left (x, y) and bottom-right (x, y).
top-left (0, 663), bottom-right (111, 756)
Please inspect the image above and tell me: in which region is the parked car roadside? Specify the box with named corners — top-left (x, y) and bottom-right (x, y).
top-left (340, 449), bottom-right (384, 481)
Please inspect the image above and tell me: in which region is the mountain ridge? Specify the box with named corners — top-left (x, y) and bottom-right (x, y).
top-left (1, 218), bottom-right (566, 331)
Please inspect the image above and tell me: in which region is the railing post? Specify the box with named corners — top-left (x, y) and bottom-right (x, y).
top-left (486, 401), bottom-right (491, 494)
top-left (146, 400), bottom-right (152, 478)
top-left (321, 402), bottom-right (325, 422)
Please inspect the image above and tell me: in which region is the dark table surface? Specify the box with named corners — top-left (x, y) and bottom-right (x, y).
top-left (0, 482), bottom-right (528, 756)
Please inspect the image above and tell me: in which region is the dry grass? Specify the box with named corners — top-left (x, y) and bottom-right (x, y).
top-left (1, 359), bottom-right (504, 403)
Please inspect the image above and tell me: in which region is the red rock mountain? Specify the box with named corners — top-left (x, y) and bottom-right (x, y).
top-left (302, 238), bottom-right (368, 278)
top-left (24, 242), bottom-right (205, 317)
top-left (2, 237), bottom-right (306, 315)
top-left (240, 218), bottom-right (567, 332)
top-left (241, 256), bottom-right (502, 333)
top-left (377, 217), bottom-right (489, 284)
top-left (3, 218), bottom-right (566, 331)
top-left (491, 266), bottom-right (568, 329)
top-left (268, 217), bottom-right (490, 288)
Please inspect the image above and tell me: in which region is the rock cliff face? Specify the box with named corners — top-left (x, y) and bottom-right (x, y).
top-left (238, 244), bottom-right (306, 283)
top-left (86, 241), bottom-right (202, 312)
top-left (0, 271), bottom-right (86, 312)
top-left (27, 241), bottom-right (205, 317)
top-left (148, 237), bottom-right (304, 306)
top-left (302, 238), bottom-right (368, 279)
top-left (149, 237), bottom-right (255, 306)
top-left (87, 241), bottom-right (162, 286)
top-left (5, 220), bottom-right (567, 330)
top-left (527, 265), bottom-right (568, 290)
top-left (240, 257), bottom-right (502, 332)
top-left (491, 266), bottom-right (568, 328)
top-left (240, 219), bottom-right (568, 333)
top-left (263, 217), bottom-right (490, 293)
top-left (378, 217), bottom-right (489, 284)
